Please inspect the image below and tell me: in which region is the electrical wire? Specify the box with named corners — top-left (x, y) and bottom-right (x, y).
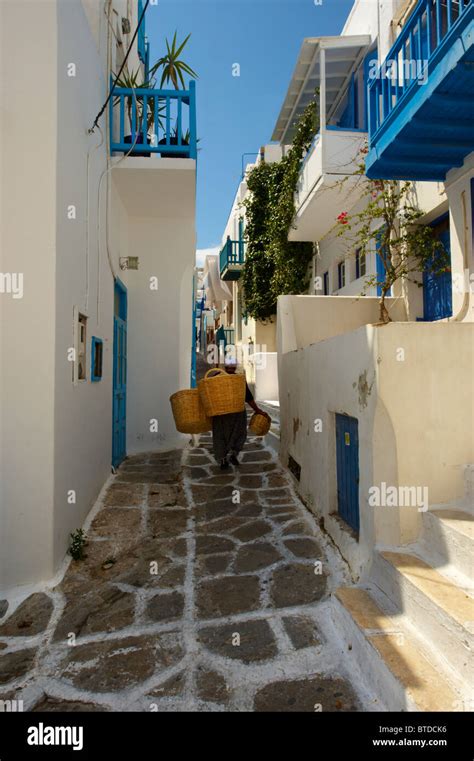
top-left (89, 0), bottom-right (150, 134)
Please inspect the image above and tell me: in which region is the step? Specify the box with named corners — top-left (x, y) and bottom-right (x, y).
top-left (421, 508), bottom-right (474, 583)
top-left (333, 587), bottom-right (464, 711)
top-left (372, 550), bottom-right (474, 690)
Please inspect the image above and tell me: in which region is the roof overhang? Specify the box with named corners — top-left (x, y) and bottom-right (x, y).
top-left (271, 35), bottom-right (371, 144)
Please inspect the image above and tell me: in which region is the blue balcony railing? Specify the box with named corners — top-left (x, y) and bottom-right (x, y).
top-left (219, 237), bottom-right (245, 281)
top-left (366, 0), bottom-right (474, 179)
top-left (369, 0), bottom-right (472, 137)
top-left (109, 79), bottom-right (197, 159)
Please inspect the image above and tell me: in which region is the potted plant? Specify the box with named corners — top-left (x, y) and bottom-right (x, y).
top-left (113, 68), bottom-right (160, 156)
top-left (150, 32), bottom-right (198, 158)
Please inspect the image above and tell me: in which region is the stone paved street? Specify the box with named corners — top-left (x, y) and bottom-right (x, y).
top-left (0, 436), bottom-right (369, 712)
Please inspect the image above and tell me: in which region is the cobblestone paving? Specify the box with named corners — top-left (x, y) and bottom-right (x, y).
top-left (0, 436), bottom-right (365, 712)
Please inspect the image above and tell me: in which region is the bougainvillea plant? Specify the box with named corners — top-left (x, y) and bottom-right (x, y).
top-left (335, 147), bottom-right (450, 323)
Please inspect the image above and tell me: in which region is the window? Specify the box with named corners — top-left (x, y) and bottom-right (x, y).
top-left (77, 313), bottom-right (87, 381)
top-left (355, 249), bottom-right (366, 279)
top-left (323, 271), bottom-right (329, 295)
top-left (91, 337), bottom-right (104, 382)
top-left (338, 261), bottom-right (346, 289)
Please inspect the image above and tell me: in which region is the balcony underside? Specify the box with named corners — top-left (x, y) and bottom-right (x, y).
top-left (366, 17), bottom-right (474, 181)
top-left (220, 264), bottom-right (243, 281)
top-left (289, 173), bottom-right (365, 242)
top-left (111, 157), bottom-right (196, 217)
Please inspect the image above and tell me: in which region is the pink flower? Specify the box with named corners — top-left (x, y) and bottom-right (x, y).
top-left (337, 212), bottom-right (349, 225)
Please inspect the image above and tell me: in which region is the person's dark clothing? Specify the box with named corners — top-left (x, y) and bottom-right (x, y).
top-left (212, 381), bottom-right (254, 461)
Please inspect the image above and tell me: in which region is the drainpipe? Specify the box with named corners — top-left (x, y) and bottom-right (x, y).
top-left (452, 190), bottom-right (471, 321)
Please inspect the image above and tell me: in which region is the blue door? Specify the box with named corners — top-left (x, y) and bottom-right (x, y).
top-left (335, 414), bottom-right (360, 534)
top-left (423, 214), bottom-right (452, 321)
top-left (112, 279), bottom-right (127, 468)
top-left (376, 229), bottom-right (392, 297)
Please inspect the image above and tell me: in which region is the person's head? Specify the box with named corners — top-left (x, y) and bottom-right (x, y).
top-left (224, 356), bottom-right (237, 374)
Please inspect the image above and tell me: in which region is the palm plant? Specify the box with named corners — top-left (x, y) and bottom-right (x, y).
top-left (150, 31), bottom-right (198, 89)
top-left (113, 68), bottom-right (159, 136)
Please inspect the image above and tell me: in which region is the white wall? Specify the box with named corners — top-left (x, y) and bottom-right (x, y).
top-left (0, 0), bottom-right (196, 591)
top-left (278, 314), bottom-right (474, 578)
top-left (278, 294), bottom-right (406, 354)
top-left (124, 215), bottom-right (195, 453)
top-left (0, 0), bottom-right (58, 589)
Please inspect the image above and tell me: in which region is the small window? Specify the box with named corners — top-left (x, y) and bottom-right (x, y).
top-left (77, 313), bottom-right (87, 381)
top-left (323, 271), bottom-right (329, 295)
top-left (355, 249), bottom-right (366, 279)
top-left (338, 261), bottom-right (346, 289)
top-left (91, 337), bottom-right (103, 382)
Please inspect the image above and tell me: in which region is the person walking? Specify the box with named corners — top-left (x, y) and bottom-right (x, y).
top-left (211, 357), bottom-right (270, 469)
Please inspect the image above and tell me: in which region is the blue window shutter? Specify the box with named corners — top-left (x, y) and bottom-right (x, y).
top-left (363, 48), bottom-right (378, 130)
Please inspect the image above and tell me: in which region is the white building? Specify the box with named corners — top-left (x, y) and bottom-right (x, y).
top-left (274, 0), bottom-right (474, 709)
top-left (217, 145), bottom-right (283, 402)
top-left (0, 0), bottom-right (197, 593)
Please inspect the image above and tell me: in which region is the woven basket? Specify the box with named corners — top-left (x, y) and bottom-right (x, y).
top-left (170, 389), bottom-right (211, 434)
top-left (198, 368), bottom-right (246, 417)
top-left (249, 412), bottom-right (271, 436)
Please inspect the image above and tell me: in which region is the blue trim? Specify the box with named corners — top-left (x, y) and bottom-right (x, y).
top-left (109, 79), bottom-right (198, 159)
top-left (363, 47), bottom-right (378, 130)
top-left (114, 277), bottom-right (127, 320)
top-left (191, 272), bottom-right (197, 388)
top-left (366, 2), bottom-right (474, 180)
top-left (336, 414), bottom-right (360, 534)
top-left (423, 212), bottom-right (452, 320)
top-left (112, 279), bottom-right (127, 469)
top-left (471, 177), bottom-right (474, 255)
top-left (375, 228), bottom-right (392, 297)
top-left (137, 0), bottom-right (147, 64)
top-left (219, 236), bottom-right (245, 280)
top-left (91, 337), bottom-right (103, 382)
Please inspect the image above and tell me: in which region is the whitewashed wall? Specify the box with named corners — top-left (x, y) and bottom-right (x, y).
top-left (0, 0), bottom-right (196, 592)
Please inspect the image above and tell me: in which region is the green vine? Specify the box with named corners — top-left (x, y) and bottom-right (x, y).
top-left (241, 94), bottom-right (320, 321)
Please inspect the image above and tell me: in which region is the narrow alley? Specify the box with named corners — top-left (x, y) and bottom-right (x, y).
top-left (0, 438), bottom-right (372, 712)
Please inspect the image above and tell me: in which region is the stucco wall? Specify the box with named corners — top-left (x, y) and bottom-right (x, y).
top-left (277, 294), bottom-right (406, 355)
top-left (0, 0), bottom-right (195, 591)
top-left (53, 0), bottom-right (116, 574)
top-left (278, 316), bottom-right (474, 578)
top-left (123, 215), bottom-right (195, 453)
top-left (0, 0), bottom-right (58, 589)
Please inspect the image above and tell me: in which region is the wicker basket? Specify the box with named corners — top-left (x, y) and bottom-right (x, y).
top-left (170, 389), bottom-right (211, 434)
top-left (249, 412), bottom-right (271, 436)
top-left (198, 368), bottom-right (246, 417)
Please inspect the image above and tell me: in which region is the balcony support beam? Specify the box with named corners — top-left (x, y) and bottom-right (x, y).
top-left (319, 47), bottom-right (326, 170)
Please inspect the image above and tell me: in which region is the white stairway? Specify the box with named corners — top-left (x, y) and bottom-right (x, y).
top-left (331, 467), bottom-right (474, 711)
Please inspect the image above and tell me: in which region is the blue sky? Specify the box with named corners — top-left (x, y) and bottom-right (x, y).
top-left (146, 0), bottom-right (354, 263)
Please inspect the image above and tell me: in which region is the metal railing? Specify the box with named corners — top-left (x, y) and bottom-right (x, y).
top-left (219, 237), bottom-right (245, 275)
top-left (368, 0), bottom-right (472, 139)
top-left (109, 79), bottom-right (197, 158)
